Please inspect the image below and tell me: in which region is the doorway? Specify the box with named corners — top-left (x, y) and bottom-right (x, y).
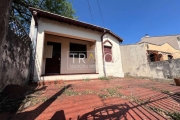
top-left (45, 42), bottom-right (61, 75)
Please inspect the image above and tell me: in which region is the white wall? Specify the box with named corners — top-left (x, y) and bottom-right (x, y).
top-left (120, 43), bottom-right (151, 77)
top-left (103, 34), bottom-right (124, 77)
top-left (33, 18), bottom-right (124, 81)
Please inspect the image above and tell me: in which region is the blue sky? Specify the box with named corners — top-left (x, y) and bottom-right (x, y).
top-left (73, 0), bottom-right (180, 44)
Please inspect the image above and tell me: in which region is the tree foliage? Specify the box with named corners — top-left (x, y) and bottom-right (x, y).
top-left (12, 0), bottom-right (76, 32)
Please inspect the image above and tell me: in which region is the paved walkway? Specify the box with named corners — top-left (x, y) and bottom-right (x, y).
top-left (7, 78), bottom-right (180, 119)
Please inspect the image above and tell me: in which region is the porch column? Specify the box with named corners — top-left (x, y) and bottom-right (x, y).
top-left (34, 31), bottom-right (45, 81)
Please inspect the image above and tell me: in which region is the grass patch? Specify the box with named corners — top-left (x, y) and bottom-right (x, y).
top-left (98, 87), bottom-right (123, 99)
top-left (98, 94), bottom-right (109, 99)
top-left (82, 90), bottom-right (95, 94)
top-left (83, 78), bottom-right (90, 82)
top-left (147, 105), bottom-right (180, 119)
top-left (106, 88), bottom-right (117, 96)
top-left (151, 87), bottom-right (158, 91)
top-left (168, 112), bottom-right (180, 120)
top-left (54, 80), bottom-right (58, 84)
top-left (64, 89), bottom-right (80, 96)
top-left (99, 76), bottom-right (109, 80)
top-left (161, 90), bottom-right (171, 94)
top-left (116, 86), bottom-right (123, 89)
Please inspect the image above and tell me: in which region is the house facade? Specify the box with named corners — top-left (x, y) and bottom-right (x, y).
top-left (138, 34), bottom-right (180, 61)
top-left (139, 34), bottom-right (180, 50)
top-left (145, 43), bottom-right (180, 61)
top-left (29, 7), bottom-right (124, 82)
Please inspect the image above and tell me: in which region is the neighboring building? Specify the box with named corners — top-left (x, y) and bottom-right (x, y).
top-left (120, 43), bottom-right (180, 79)
top-left (139, 34), bottom-right (180, 61)
top-left (120, 34), bottom-right (180, 79)
top-left (29, 7), bottom-right (124, 82)
top-left (145, 43), bottom-right (180, 62)
top-left (139, 34), bottom-right (180, 50)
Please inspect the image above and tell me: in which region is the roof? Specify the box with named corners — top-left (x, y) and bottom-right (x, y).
top-left (29, 7), bottom-right (123, 42)
top-left (139, 34), bottom-right (180, 50)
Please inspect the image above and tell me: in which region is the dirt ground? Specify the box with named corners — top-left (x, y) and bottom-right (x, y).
top-left (0, 77), bottom-right (179, 120)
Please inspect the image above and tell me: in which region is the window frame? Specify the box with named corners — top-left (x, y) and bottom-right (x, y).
top-left (104, 45), bottom-right (113, 62)
top-left (69, 42), bottom-right (87, 58)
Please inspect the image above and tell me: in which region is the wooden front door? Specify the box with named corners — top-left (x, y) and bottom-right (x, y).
top-left (45, 42), bottom-right (61, 75)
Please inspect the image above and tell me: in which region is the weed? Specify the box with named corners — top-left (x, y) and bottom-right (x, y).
top-left (99, 76), bottom-right (109, 80)
top-left (83, 78), bottom-right (90, 82)
top-left (64, 89), bottom-right (80, 96)
top-left (168, 112), bottom-right (180, 120)
top-left (98, 94), bottom-right (108, 99)
top-left (41, 97), bottom-right (48, 102)
top-left (30, 97), bottom-right (40, 106)
top-left (106, 88), bottom-right (117, 96)
top-left (54, 81), bottom-right (58, 84)
top-left (116, 86), bottom-right (123, 89)
top-left (151, 87), bottom-right (157, 90)
top-left (147, 105), bottom-right (180, 119)
top-left (161, 90), bottom-right (171, 94)
top-left (82, 90), bottom-right (94, 94)
top-left (98, 87), bottom-right (123, 99)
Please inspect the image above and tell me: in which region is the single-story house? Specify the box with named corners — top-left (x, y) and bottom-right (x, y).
top-left (138, 34), bottom-right (180, 61)
top-left (144, 42), bottom-right (180, 61)
top-left (139, 34), bottom-right (180, 50)
top-left (29, 7), bottom-right (124, 82)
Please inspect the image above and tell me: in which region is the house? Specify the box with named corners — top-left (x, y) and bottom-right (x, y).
top-left (145, 43), bottom-right (180, 61)
top-left (29, 7), bottom-right (124, 82)
top-left (139, 34), bottom-right (180, 50)
top-left (120, 34), bottom-right (180, 79)
top-left (138, 34), bottom-right (180, 61)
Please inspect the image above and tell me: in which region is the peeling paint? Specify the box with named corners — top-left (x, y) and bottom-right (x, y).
top-left (120, 43), bottom-right (180, 80)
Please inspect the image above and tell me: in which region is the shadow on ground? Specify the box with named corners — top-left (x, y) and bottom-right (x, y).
top-left (10, 84), bottom-right (71, 120)
top-left (0, 83), bottom-right (71, 120)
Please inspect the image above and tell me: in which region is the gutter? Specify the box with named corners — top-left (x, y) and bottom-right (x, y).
top-left (30, 11), bottom-right (38, 82)
top-left (101, 30), bottom-right (109, 77)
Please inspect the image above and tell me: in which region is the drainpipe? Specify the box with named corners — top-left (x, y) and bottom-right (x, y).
top-left (101, 30), bottom-right (108, 77)
top-left (30, 11), bottom-right (38, 82)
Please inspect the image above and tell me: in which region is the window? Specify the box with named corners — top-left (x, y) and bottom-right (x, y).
top-left (104, 46), bottom-right (112, 62)
top-left (168, 55), bottom-right (173, 60)
top-left (69, 43), bottom-right (87, 58)
top-left (158, 54), bottom-right (163, 61)
top-left (149, 54), bottom-right (155, 62)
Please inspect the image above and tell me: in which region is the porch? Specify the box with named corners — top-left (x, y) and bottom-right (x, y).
top-left (38, 32), bottom-right (100, 81)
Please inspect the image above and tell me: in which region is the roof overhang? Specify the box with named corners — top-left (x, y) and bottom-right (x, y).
top-left (29, 7), bottom-right (123, 42)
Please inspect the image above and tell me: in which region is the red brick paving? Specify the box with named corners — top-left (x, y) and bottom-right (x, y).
top-left (5, 78), bottom-right (180, 119)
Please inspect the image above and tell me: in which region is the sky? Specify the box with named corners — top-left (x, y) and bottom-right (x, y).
top-left (72, 0), bottom-right (180, 44)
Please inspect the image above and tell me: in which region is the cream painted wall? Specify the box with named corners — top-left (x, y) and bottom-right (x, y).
top-left (145, 43), bottom-right (180, 60)
top-left (103, 34), bottom-right (124, 77)
top-left (29, 16), bottom-right (35, 40)
top-left (32, 17), bottom-right (124, 81)
top-left (43, 34), bottom-right (96, 74)
top-left (120, 43), bottom-right (154, 78)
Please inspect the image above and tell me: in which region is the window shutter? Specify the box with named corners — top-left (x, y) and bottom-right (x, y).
top-left (104, 46), bottom-right (112, 62)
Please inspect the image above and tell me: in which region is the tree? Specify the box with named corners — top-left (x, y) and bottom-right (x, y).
top-left (12, 0), bottom-right (76, 32)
